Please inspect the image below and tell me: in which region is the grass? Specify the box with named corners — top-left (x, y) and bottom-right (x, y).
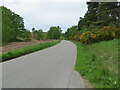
top-left (72, 39), bottom-right (119, 88)
top-left (1, 40), bottom-right (61, 62)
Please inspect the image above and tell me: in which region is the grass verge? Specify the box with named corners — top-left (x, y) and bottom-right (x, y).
top-left (72, 39), bottom-right (118, 88)
top-left (1, 40), bottom-right (61, 62)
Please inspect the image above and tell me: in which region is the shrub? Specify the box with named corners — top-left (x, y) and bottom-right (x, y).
top-left (79, 26), bottom-right (120, 44)
top-left (73, 34), bottom-right (80, 41)
top-left (100, 26), bottom-right (120, 38)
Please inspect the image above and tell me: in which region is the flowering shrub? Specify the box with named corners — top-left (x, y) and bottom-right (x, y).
top-left (100, 26), bottom-right (120, 38)
top-left (80, 31), bottom-right (90, 44)
top-left (79, 26), bottom-right (120, 44)
top-left (91, 34), bottom-right (97, 38)
top-left (73, 34), bottom-right (80, 41)
top-left (80, 31), bottom-right (100, 44)
top-left (67, 26), bottom-right (119, 44)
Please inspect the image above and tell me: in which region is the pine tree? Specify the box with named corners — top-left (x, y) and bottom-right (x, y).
top-left (78, 2), bottom-right (99, 30)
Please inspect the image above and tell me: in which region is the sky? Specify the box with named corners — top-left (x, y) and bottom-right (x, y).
top-left (1, 0), bottom-right (119, 32)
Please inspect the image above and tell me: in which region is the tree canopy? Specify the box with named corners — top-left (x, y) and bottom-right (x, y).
top-left (32, 28), bottom-right (44, 40)
top-left (1, 6), bottom-right (25, 45)
top-left (65, 2), bottom-right (120, 44)
top-left (78, 2), bottom-right (119, 30)
top-left (47, 26), bottom-right (62, 39)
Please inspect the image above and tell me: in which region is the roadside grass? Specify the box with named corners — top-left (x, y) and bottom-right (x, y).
top-left (1, 40), bottom-right (61, 62)
top-left (72, 39), bottom-right (119, 88)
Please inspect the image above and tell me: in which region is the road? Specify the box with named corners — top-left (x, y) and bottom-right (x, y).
top-left (2, 40), bottom-right (85, 88)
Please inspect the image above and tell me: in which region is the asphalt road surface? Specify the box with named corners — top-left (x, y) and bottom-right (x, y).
top-left (2, 40), bottom-right (85, 88)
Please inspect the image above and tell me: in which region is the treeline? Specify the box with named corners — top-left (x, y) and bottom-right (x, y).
top-left (1, 2), bottom-right (120, 45)
top-left (31, 26), bottom-right (62, 40)
top-left (65, 2), bottom-right (120, 44)
top-left (1, 6), bottom-right (62, 45)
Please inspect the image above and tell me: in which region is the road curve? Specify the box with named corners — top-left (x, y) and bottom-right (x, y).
top-left (2, 40), bottom-right (85, 88)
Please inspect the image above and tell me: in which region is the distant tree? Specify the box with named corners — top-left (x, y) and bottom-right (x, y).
top-left (32, 28), bottom-right (44, 40)
top-left (35, 29), bottom-right (44, 40)
top-left (22, 29), bottom-right (31, 41)
top-left (47, 26), bottom-right (62, 39)
top-left (65, 25), bottom-right (78, 38)
top-left (32, 28), bottom-right (35, 32)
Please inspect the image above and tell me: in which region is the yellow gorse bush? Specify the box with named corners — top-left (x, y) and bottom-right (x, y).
top-left (111, 32), bottom-right (116, 38)
top-left (91, 34), bottom-right (97, 38)
top-left (67, 26), bottom-right (119, 44)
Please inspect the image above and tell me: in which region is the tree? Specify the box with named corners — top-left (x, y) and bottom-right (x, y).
top-left (65, 25), bottom-right (78, 39)
top-left (1, 6), bottom-right (25, 45)
top-left (32, 28), bottom-right (44, 40)
top-left (0, 7), bottom-right (2, 46)
top-left (32, 28), bottom-right (35, 32)
top-left (78, 2), bottom-right (119, 30)
top-left (78, 2), bottom-right (99, 30)
top-left (47, 26), bottom-right (62, 39)
top-left (96, 2), bottom-right (118, 26)
top-left (117, 2), bottom-right (120, 27)
top-left (35, 29), bottom-right (44, 40)
top-left (22, 29), bottom-right (31, 41)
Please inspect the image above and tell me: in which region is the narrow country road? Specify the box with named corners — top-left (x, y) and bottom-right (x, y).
top-left (2, 40), bottom-right (85, 88)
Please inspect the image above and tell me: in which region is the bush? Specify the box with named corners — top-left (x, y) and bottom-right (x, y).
top-left (66, 25), bottom-right (120, 44)
top-left (100, 26), bottom-right (120, 38)
top-left (79, 26), bottom-right (120, 44)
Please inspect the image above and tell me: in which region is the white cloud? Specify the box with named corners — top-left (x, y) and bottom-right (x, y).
top-left (1, 0), bottom-right (90, 3)
top-left (0, 1), bottom-right (88, 32)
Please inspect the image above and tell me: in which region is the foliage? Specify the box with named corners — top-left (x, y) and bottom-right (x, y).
top-left (72, 40), bottom-right (118, 88)
top-left (21, 29), bottom-right (31, 41)
top-left (65, 3), bottom-right (120, 44)
top-left (1, 6), bottom-right (59, 45)
top-left (78, 2), bottom-right (119, 30)
top-left (60, 36), bottom-right (65, 40)
top-left (1, 6), bottom-right (26, 45)
top-left (1, 40), bottom-right (61, 62)
top-left (0, 7), bottom-right (2, 46)
top-left (65, 25), bottom-right (78, 40)
top-left (47, 26), bottom-right (62, 39)
top-left (79, 26), bottom-right (120, 44)
top-left (32, 28), bottom-right (44, 40)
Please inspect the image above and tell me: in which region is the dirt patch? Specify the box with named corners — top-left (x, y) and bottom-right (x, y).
top-left (76, 72), bottom-right (93, 88)
top-left (1, 40), bottom-right (55, 53)
top-left (84, 79), bottom-right (93, 88)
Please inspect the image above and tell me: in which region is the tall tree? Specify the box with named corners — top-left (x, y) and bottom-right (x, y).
top-left (78, 2), bottom-right (119, 30)
top-left (78, 2), bottom-right (99, 30)
top-left (1, 6), bottom-right (25, 45)
top-left (96, 2), bottom-right (118, 26)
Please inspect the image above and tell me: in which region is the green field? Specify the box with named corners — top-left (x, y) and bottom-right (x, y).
top-left (1, 41), bottom-right (61, 62)
top-left (72, 39), bottom-right (119, 88)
